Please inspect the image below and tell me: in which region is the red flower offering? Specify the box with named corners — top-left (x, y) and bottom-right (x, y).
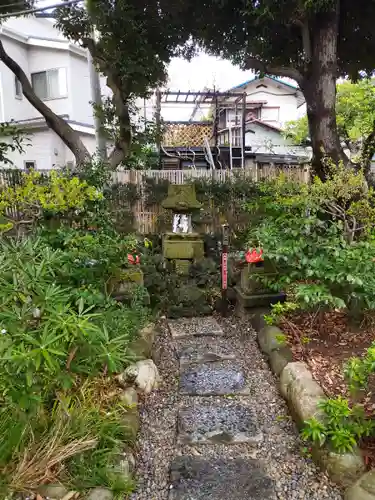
top-left (245, 248), bottom-right (264, 263)
top-left (127, 253), bottom-right (140, 265)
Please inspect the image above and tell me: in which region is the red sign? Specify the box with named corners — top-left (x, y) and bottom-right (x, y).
top-left (222, 252), bottom-right (228, 290)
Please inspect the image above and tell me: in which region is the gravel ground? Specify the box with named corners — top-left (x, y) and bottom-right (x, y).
top-left (130, 314), bottom-right (344, 500)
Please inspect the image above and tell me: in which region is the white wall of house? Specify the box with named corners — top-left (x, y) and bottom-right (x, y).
top-left (245, 122), bottom-right (309, 158)
top-left (243, 81), bottom-right (300, 127)
top-left (28, 46), bottom-right (72, 118)
top-left (1, 128), bottom-right (97, 170)
top-left (69, 53), bottom-right (95, 125)
top-left (0, 18), bottom-right (96, 126)
top-left (65, 134), bottom-right (97, 165)
top-left (4, 17), bottom-right (63, 40)
top-left (0, 37), bottom-right (35, 122)
top-left (0, 17), bottom-right (105, 170)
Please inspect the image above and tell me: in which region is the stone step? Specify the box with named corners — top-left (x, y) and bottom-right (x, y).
top-left (168, 317), bottom-right (224, 339)
top-left (169, 456), bottom-right (275, 500)
top-left (179, 338), bottom-right (236, 368)
top-left (178, 400), bottom-right (263, 445)
top-left (179, 360), bottom-right (249, 396)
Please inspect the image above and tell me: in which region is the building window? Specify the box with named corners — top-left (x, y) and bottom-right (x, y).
top-left (24, 160), bottom-right (36, 172)
top-left (232, 128), bottom-right (241, 147)
top-left (31, 68), bottom-right (67, 100)
top-left (227, 109), bottom-right (242, 126)
top-left (15, 76), bottom-right (22, 99)
top-left (261, 107), bottom-right (280, 122)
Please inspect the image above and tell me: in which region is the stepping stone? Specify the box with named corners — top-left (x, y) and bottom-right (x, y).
top-left (168, 317), bottom-right (224, 339)
top-left (180, 360), bottom-right (249, 396)
top-left (178, 401), bottom-right (263, 444)
top-left (169, 456), bottom-right (275, 500)
top-left (179, 339), bottom-right (236, 367)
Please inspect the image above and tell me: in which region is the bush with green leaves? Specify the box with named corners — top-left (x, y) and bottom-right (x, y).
top-left (248, 165), bottom-right (375, 316)
top-left (345, 343), bottom-right (375, 393)
top-left (301, 397), bottom-right (374, 454)
top-left (0, 237), bottom-right (147, 413)
top-left (41, 226), bottom-right (138, 296)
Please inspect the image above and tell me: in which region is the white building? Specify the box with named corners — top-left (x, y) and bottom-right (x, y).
top-left (219, 76), bottom-right (309, 161)
top-left (0, 16), bottom-right (100, 170)
top-left (161, 76), bottom-right (310, 169)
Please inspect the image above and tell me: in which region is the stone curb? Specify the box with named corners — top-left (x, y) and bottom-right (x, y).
top-left (254, 313), bottom-right (368, 494)
top-left (37, 323), bottom-right (159, 500)
top-left (128, 322), bottom-right (158, 360)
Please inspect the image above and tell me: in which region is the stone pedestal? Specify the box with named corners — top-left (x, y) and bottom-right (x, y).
top-left (162, 233), bottom-right (204, 275)
top-left (109, 268), bottom-right (149, 303)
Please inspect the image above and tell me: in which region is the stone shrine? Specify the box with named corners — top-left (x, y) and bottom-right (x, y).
top-left (161, 184), bottom-right (204, 275)
top-left (235, 256), bottom-right (285, 314)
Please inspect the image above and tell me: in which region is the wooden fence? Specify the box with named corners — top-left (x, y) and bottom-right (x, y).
top-left (0, 165), bottom-right (310, 234)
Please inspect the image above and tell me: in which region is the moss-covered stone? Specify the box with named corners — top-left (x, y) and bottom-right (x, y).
top-left (161, 184), bottom-right (202, 212)
top-left (345, 470), bottom-right (375, 499)
top-left (235, 286), bottom-right (286, 310)
top-left (122, 405), bottom-right (140, 439)
top-left (269, 347), bottom-right (293, 375)
top-left (128, 323), bottom-right (157, 359)
top-left (258, 325), bottom-right (287, 355)
top-left (313, 447), bottom-right (365, 488)
top-left (163, 233), bottom-right (204, 260)
top-left (279, 361), bottom-right (325, 426)
top-left (240, 260), bottom-right (278, 295)
top-left (86, 487), bottom-right (113, 500)
top-left (38, 484), bottom-right (69, 499)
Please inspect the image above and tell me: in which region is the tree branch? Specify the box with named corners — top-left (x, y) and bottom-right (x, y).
top-left (294, 19), bottom-right (312, 62)
top-left (361, 119), bottom-right (375, 178)
top-left (83, 37), bottom-right (132, 169)
top-left (0, 39), bottom-right (90, 167)
top-left (243, 56), bottom-right (303, 84)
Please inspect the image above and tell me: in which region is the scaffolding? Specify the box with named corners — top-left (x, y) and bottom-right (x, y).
top-left (155, 89), bottom-right (248, 169)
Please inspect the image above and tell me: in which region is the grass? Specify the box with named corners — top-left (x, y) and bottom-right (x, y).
top-left (0, 381), bottom-right (136, 498)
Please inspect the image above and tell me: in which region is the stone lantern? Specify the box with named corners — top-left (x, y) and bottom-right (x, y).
top-left (161, 184), bottom-right (204, 274)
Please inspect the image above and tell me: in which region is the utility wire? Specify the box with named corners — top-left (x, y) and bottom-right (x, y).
top-left (0, 0), bottom-right (82, 18)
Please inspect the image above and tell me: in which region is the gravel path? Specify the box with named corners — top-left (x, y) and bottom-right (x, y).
top-left (130, 315), bottom-right (344, 500)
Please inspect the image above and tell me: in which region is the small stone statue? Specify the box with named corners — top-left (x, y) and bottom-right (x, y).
top-left (179, 214), bottom-right (190, 233)
top-left (173, 214), bottom-right (180, 233)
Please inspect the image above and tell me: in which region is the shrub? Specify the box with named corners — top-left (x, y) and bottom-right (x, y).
top-left (0, 170), bottom-right (102, 235)
top-left (248, 165), bottom-right (375, 316)
top-left (301, 397), bottom-right (374, 454)
top-left (0, 237), bottom-right (146, 416)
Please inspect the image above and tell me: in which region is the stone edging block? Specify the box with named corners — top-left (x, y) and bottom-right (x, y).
top-left (128, 322), bottom-right (158, 359)
top-left (257, 324), bottom-right (293, 376)
top-left (254, 312), bottom-right (368, 492)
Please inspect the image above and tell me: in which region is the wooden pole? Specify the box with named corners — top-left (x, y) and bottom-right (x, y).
top-left (155, 89), bottom-right (162, 168)
top-left (221, 223), bottom-right (230, 316)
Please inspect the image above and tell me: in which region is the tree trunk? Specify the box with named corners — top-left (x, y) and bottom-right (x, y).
top-left (301, 6), bottom-right (349, 180)
top-left (0, 40), bottom-right (91, 167)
